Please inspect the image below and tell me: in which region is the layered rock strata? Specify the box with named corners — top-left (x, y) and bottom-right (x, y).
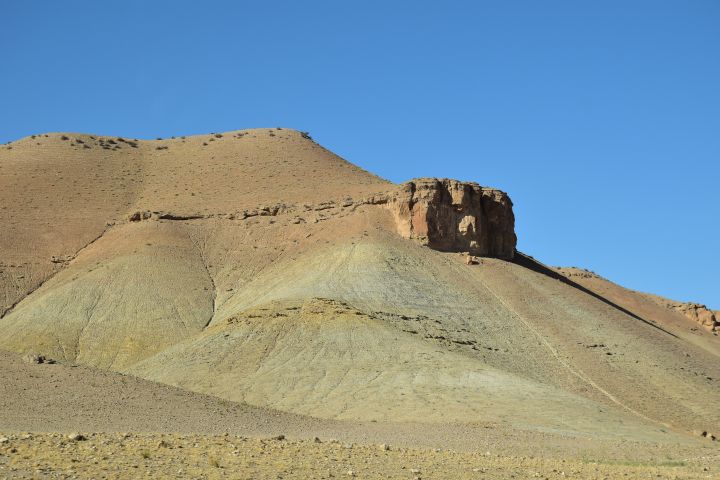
top-left (387, 178), bottom-right (516, 259)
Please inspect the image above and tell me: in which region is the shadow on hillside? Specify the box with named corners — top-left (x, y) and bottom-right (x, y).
top-left (512, 251), bottom-right (678, 339)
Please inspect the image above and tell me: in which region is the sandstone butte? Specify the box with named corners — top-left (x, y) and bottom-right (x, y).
top-left (0, 128), bottom-right (718, 478)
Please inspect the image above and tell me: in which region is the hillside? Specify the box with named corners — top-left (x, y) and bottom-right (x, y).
top-left (1, 128), bottom-right (718, 451)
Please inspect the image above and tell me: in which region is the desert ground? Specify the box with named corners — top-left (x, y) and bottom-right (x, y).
top-left (1, 129), bottom-right (718, 478)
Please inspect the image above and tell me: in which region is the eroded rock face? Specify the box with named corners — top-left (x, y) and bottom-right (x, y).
top-left (388, 178), bottom-right (516, 259)
top-left (666, 302), bottom-right (719, 332)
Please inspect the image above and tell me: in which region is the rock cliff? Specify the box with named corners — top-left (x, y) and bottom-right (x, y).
top-left (388, 178), bottom-right (516, 259)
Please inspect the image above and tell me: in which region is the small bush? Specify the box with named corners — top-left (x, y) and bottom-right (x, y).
top-left (300, 131), bottom-right (312, 140)
top-left (214, 133), bottom-right (223, 138)
top-left (60, 135), bottom-right (69, 141)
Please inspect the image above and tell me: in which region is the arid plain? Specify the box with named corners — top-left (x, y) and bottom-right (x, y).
top-left (1, 129), bottom-right (718, 478)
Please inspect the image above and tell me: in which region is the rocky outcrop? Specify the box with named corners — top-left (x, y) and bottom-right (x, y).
top-left (665, 302), bottom-right (719, 332)
top-left (123, 179), bottom-right (517, 259)
top-left (387, 178), bottom-right (516, 259)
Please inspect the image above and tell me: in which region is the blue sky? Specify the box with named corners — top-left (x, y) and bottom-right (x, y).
top-left (1, 1), bottom-right (718, 307)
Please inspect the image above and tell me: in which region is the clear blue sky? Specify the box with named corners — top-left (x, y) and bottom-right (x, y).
top-left (2, 1), bottom-right (718, 307)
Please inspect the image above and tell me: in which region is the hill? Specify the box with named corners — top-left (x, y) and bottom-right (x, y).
top-left (1, 128), bottom-right (718, 450)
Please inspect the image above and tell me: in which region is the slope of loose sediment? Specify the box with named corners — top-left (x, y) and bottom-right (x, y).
top-left (9, 348), bottom-right (712, 465)
top-left (129, 297), bottom-right (677, 442)
top-left (122, 223), bottom-right (720, 438)
top-left (556, 267), bottom-right (719, 355)
top-left (0, 221), bottom-right (214, 369)
top-left (0, 349), bottom-right (315, 435)
top-left (0, 129), bottom-right (390, 317)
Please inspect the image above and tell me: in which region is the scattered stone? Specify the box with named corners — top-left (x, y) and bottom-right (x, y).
top-left (67, 433), bottom-right (87, 442)
top-left (50, 255), bottom-right (72, 264)
top-left (22, 352), bottom-right (50, 364)
top-left (128, 211), bottom-right (154, 222)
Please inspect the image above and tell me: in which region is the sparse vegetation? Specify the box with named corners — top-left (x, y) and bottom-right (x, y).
top-left (300, 131), bottom-right (312, 140)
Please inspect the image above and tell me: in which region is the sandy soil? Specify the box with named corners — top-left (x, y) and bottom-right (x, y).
top-left (1, 433), bottom-right (718, 480)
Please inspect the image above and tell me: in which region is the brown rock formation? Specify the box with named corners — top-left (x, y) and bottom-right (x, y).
top-left (665, 302), bottom-right (719, 332)
top-left (388, 178), bottom-right (516, 259)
